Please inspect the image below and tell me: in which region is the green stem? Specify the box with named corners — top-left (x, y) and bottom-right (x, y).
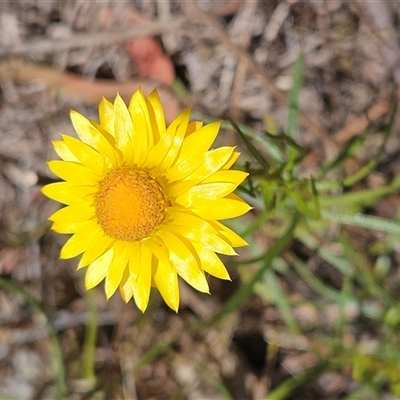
top-left (267, 362), bottom-right (328, 400)
top-left (82, 289), bottom-right (98, 389)
top-left (0, 277), bottom-right (68, 399)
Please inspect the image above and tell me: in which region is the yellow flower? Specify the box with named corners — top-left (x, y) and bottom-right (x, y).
top-left (43, 89), bottom-right (251, 312)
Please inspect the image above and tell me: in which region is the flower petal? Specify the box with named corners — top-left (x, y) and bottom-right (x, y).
top-left (85, 247), bottom-right (115, 289)
top-left (42, 182), bottom-right (96, 205)
top-left (119, 267), bottom-right (134, 303)
top-left (78, 230), bottom-right (114, 268)
top-left (145, 108), bottom-right (191, 172)
top-left (210, 221), bottom-right (248, 247)
top-left (153, 260), bottom-right (179, 312)
top-left (61, 134), bottom-right (104, 174)
top-left (171, 227), bottom-right (237, 255)
top-left (60, 220), bottom-right (100, 259)
top-left (119, 275), bottom-right (134, 304)
top-left (99, 97), bottom-right (115, 137)
top-left (70, 110), bottom-right (112, 150)
top-left (48, 160), bottom-right (99, 184)
top-left (176, 182), bottom-right (238, 208)
top-left (165, 154), bottom-right (242, 199)
top-left (49, 201), bottom-right (94, 222)
top-left (146, 89), bottom-right (166, 142)
top-left (222, 151), bottom-right (241, 169)
top-left (143, 237), bottom-right (170, 267)
top-left (178, 121), bottom-right (221, 161)
top-left (52, 140), bottom-right (80, 162)
top-left (184, 147), bottom-right (236, 183)
top-left (164, 151), bottom-right (207, 184)
top-left (131, 244), bottom-right (152, 312)
top-left (166, 179), bottom-right (198, 199)
top-left (126, 242), bottom-right (141, 280)
top-left (202, 170), bottom-right (248, 185)
top-left (51, 220), bottom-right (88, 234)
top-left (185, 121), bottom-right (203, 136)
top-left (192, 243), bottom-right (231, 280)
top-left (191, 194), bottom-right (252, 220)
top-left (129, 88), bottom-right (153, 166)
top-left (165, 146), bottom-right (234, 185)
top-left (159, 231), bottom-right (209, 293)
top-left (165, 210), bottom-right (218, 235)
top-left (89, 121), bottom-right (120, 168)
top-left (113, 93), bottom-right (134, 159)
top-left (156, 108), bottom-right (191, 172)
top-left (105, 243), bottom-right (128, 299)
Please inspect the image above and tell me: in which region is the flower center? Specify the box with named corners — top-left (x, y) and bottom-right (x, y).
top-left (95, 168), bottom-right (166, 242)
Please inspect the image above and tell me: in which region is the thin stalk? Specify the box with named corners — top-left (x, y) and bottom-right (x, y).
top-left (82, 289), bottom-right (98, 389)
top-left (0, 277), bottom-right (68, 399)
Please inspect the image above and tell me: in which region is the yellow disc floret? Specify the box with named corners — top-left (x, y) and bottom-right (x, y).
top-left (95, 168), bottom-right (166, 242)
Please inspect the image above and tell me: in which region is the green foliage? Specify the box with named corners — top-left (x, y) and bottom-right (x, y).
top-left (224, 52), bottom-right (400, 398)
top-left (137, 53), bottom-right (398, 398)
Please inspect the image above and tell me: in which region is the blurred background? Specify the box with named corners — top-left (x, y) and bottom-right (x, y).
top-left (1, 1), bottom-right (400, 399)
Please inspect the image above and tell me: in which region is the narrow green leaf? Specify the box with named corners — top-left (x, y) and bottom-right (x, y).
top-left (297, 228), bottom-right (354, 276)
top-left (196, 363), bottom-right (234, 400)
top-left (320, 182), bottom-right (400, 208)
top-left (340, 234), bottom-right (395, 307)
top-left (262, 270), bottom-right (301, 334)
top-left (264, 130), bottom-right (306, 154)
top-left (291, 254), bottom-right (350, 302)
top-left (228, 117), bottom-right (269, 170)
top-left (343, 109), bottom-right (394, 186)
top-left (318, 129), bottom-right (369, 179)
top-left (335, 271), bottom-right (353, 334)
top-left (267, 362), bottom-right (327, 400)
top-left (0, 278), bottom-right (69, 399)
top-left (310, 178), bottom-right (321, 219)
top-left (287, 189), bottom-right (316, 218)
top-left (261, 181), bottom-right (276, 212)
top-left (287, 52), bottom-right (304, 140)
top-left (323, 211), bottom-right (400, 235)
top-left (222, 119), bottom-right (285, 163)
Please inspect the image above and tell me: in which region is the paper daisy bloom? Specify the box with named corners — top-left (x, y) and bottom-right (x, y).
top-left (43, 89), bottom-right (251, 312)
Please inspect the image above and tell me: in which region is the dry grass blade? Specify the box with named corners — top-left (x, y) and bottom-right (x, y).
top-left (334, 101), bottom-right (392, 144)
top-left (0, 60), bottom-right (181, 123)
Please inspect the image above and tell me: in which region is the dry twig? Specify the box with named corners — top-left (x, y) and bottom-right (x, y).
top-left (334, 101), bottom-right (392, 144)
top-left (0, 18), bottom-right (186, 57)
top-left (0, 60), bottom-right (181, 123)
